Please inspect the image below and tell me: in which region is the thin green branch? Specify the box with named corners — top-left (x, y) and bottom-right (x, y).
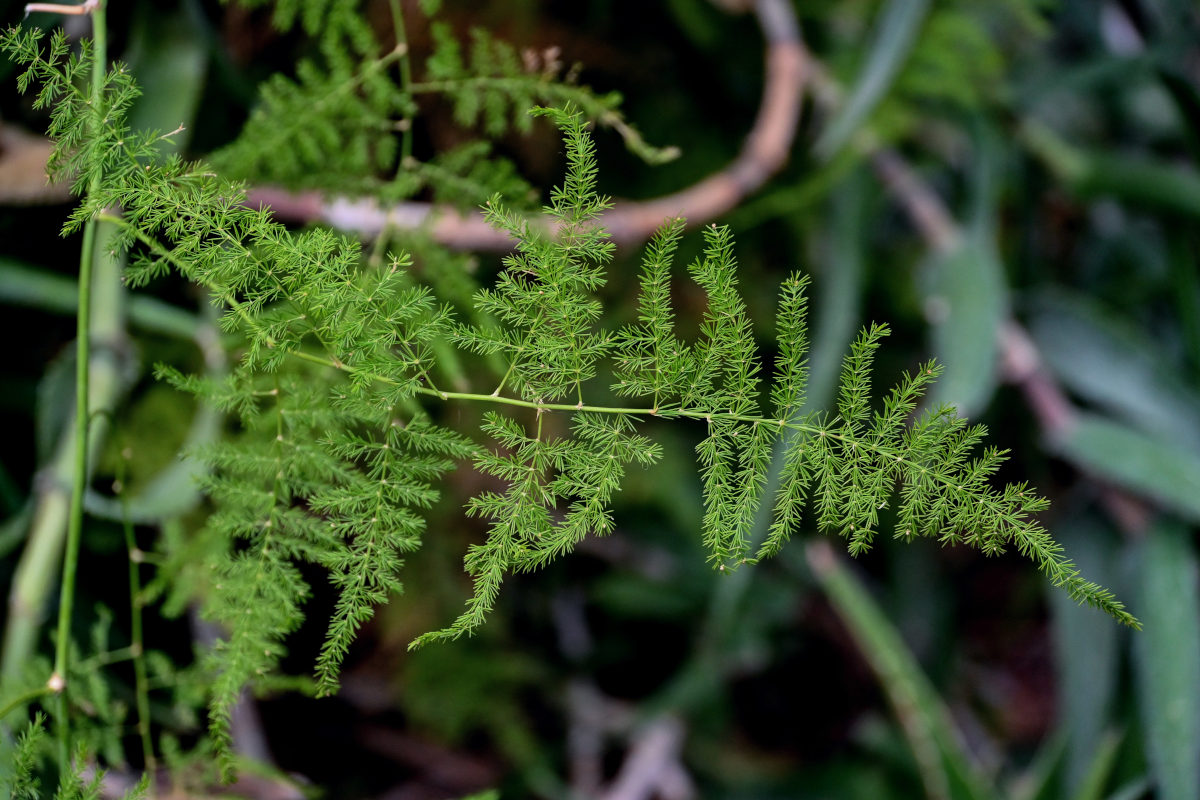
top-left (386, 0), bottom-right (414, 164)
top-left (117, 448), bottom-right (155, 771)
top-left (232, 44), bottom-right (407, 165)
top-left (53, 2), bottom-right (108, 771)
top-left (72, 644), bottom-right (139, 671)
top-left (0, 259), bottom-right (201, 339)
top-left (96, 212), bottom-right (267, 340)
top-left (288, 349), bottom-right (960, 495)
top-left (0, 685), bottom-right (53, 724)
top-left (285, 336), bottom-right (1142, 633)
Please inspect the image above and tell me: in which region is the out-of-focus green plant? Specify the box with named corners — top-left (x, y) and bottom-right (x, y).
top-left (2, 0), bottom-right (1199, 798)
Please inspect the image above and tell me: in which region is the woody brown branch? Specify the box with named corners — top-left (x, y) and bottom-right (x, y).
top-left (246, 0), bottom-right (807, 249)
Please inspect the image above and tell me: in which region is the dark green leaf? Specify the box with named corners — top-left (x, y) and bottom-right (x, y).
top-left (1133, 520), bottom-right (1200, 800)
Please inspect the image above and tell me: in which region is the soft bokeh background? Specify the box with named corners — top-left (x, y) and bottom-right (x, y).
top-left (2, 0), bottom-right (1199, 797)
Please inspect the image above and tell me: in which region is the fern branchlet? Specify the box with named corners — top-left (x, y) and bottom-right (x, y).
top-left (2, 22), bottom-right (1140, 768)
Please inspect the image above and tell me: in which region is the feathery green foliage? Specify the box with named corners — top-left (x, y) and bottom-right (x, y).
top-left (2, 711), bottom-right (148, 800)
top-left (423, 23), bottom-right (679, 164)
top-left (209, 0), bottom-right (402, 192)
top-left (210, 44), bottom-right (409, 192)
top-left (1, 3), bottom-right (1138, 783)
top-left (612, 216), bottom-right (692, 409)
top-left (456, 107), bottom-right (614, 405)
top-left (7, 714), bottom-right (46, 800)
top-left (213, 2), bottom-right (674, 198)
top-left (411, 410), bottom-right (661, 649)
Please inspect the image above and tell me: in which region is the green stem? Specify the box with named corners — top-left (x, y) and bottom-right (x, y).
top-left (0, 259), bottom-right (201, 340)
top-left (285, 347), bottom-right (1040, 525)
top-left (387, 0), bottom-right (414, 165)
top-left (54, 2), bottom-right (107, 772)
top-left (0, 191), bottom-right (127, 735)
top-left (492, 359), bottom-right (517, 396)
top-left (118, 450), bottom-right (155, 771)
top-left (72, 644), bottom-right (139, 671)
top-left (97, 213), bottom-right (265, 339)
top-left (0, 686), bottom-right (52, 723)
top-left (235, 45), bottom-right (406, 164)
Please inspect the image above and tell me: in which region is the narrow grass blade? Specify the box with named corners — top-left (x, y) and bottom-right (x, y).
top-left (928, 122), bottom-right (1005, 416)
top-left (814, 0), bottom-right (933, 160)
top-left (0, 261), bottom-right (202, 340)
top-left (1029, 291), bottom-right (1200, 450)
top-left (1049, 515), bottom-right (1122, 794)
top-left (1056, 415), bottom-right (1200, 524)
top-left (806, 168), bottom-right (869, 412)
top-left (1133, 520), bottom-right (1200, 800)
top-left (926, 235), bottom-right (1004, 416)
top-left (1007, 730), bottom-right (1065, 800)
top-left (1102, 776), bottom-right (1152, 800)
top-left (1071, 730), bottom-right (1124, 800)
top-left (1022, 121), bottom-right (1200, 218)
top-left (806, 540), bottom-right (995, 800)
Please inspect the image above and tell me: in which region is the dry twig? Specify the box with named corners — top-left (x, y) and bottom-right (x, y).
top-left (248, 0), bottom-right (807, 249)
top-left (600, 716), bottom-right (694, 800)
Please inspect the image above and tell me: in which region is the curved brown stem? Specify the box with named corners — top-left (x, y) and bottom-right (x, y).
top-left (246, 0), bottom-right (808, 249)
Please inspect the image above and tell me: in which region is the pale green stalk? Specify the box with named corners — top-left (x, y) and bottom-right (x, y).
top-left (3, 3), bottom-right (206, 702)
top-left (0, 259), bottom-right (201, 339)
top-left (117, 450), bottom-right (155, 770)
top-left (387, 0), bottom-right (414, 164)
top-left (54, 1), bottom-right (108, 771)
top-left (0, 302), bottom-right (124, 686)
top-left (0, 686), bottom-right (52, 723)
top-left (287, 350), bottom-right (972, 496)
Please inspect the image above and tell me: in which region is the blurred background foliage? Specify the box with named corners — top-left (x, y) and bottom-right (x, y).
top-left (2, 0), bottom-right (1200, 797)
